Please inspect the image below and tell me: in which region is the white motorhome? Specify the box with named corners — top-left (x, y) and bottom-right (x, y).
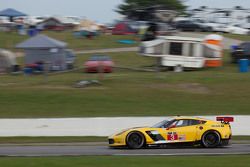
top-left (189, 7), bottom-right (214, 22)
top-left (231, 9), bottom-right (250, 29)
top-left (139, 35), bottom-right (223, 69)
top-left (189, 6), bottom-right (250, 29)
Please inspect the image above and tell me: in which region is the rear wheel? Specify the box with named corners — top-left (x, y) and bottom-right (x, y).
top-left (126, 131), bottom-right (145, 149)
top-left (201, 131), bottom-right (221, 148)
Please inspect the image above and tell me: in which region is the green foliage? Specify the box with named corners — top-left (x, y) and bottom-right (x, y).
top-left (0, 31), bottom-right (138, 51)
top-left (117, 0), bottom-right (186, 15)
top-left (0, 156), bottom-right (249, 167)
top-left (0, 137), bottom-right (106, 144)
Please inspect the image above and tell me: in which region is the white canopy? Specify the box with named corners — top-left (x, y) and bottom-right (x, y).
top-left (0, 49), bottom-right (17, 66)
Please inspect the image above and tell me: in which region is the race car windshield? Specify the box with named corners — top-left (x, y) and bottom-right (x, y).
top-left (152, 120), bottom-right (173, 128)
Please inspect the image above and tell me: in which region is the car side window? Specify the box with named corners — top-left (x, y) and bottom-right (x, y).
top-left (189, 119), bottom-right (206, 125)
top-left (175, 120), bottom-right (189, 127)
top-left (189, 119), bottom-right (201, 126)
top-left (166, 119), bottom-right (206, 128)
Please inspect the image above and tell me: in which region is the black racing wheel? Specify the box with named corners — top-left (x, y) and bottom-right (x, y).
top-left (201, 131), bottom-right (221, 148)
top-left (126, 131), bottom-right (145, 149)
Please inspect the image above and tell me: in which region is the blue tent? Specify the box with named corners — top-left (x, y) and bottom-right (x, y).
top-left (16, 34), bottom-right (67, 49)
top-left (16, 35), bottom-right (69, 71)
top-left (0, 8), bottom-right (27, 21)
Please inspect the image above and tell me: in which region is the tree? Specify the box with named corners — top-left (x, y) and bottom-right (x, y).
top-left (117, 0), bottom-right (186, 16)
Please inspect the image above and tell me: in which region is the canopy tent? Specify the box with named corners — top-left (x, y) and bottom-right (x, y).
top-left (0, 8), bottom-right (27, 22)
top-left (112, 22), bottom-right (137, 35)
top-left (16, 34), bottom-right (67, 49)
top-left (16, 34), bottom-right (69, 71)
top-left (0, 49), bottom-right (17, 72)
top-left (74, 19), bottom-right (100, 31)
top-left (38, 16), bottom-right (78, 31)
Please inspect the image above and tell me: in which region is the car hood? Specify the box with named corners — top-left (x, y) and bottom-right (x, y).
top-left (110, 126), bottom-right (149, 137)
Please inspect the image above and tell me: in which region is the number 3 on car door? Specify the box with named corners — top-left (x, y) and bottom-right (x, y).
top-left (165, 119), bottom-right (200, 142)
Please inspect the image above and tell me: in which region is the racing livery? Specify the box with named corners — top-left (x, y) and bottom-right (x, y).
top-left (108, 116), bottom-right (233, 149)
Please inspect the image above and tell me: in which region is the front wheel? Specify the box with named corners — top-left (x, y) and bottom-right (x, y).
top-left (201, 131), bottom-right (221, 148)
top-left (126, 132), bottom-right (145, 149)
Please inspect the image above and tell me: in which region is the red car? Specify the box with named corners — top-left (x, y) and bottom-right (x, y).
top-left (84, 55), bottom-right (114, 73)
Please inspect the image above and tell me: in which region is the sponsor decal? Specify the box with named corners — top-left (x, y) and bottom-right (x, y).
top-left (178, 135), bottom-right (186, 141)
top-left (211, 125), bottom-right (224, 128)
top-left (167, 132), bottom-right (178, 141)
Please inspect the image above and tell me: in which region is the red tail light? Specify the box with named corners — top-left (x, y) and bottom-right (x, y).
top-left (216, 117), bottom-right (234, 123)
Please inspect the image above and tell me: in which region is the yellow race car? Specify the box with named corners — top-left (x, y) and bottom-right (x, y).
top-left (108, 116), bottom-right (233, 149)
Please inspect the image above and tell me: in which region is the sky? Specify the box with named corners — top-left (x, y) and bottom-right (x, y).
top-left (0, 0), bottom-right (249, 23)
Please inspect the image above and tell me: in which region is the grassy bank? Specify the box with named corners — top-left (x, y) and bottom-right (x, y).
top-left (0, 51), bottom-right (250, 118)
top-left (0, 156), bottom-right (249, 167)
top-left (0, 137), bottom-right (106, 144)
top-left (0, 31), bottom-right (138, 51)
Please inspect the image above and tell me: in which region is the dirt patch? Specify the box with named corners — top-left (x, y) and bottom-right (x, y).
top-left (148, 83), bottom-right (211, 94)
top-left (148, 83), bottom-right (172, 89)
top-left (33, 85), bottom-right (107, 90)
top-left (177, 83), bottom-right (210, 94)
top-left (0, 82), bottom-right (18, 86)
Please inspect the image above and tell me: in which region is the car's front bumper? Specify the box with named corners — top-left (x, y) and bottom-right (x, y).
top-left (108, 135), bottom-right (127, 147)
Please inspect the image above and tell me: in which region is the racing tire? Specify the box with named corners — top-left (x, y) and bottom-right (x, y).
top-left (201, 131), bottom-right (221, 148)
top-left (126, 131), bottom-right (145, 149)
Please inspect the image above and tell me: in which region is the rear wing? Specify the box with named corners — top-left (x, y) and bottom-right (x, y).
top-left (216, 117), bottom-right (234, 124)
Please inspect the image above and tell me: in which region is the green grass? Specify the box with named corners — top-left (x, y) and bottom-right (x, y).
top-left (0, 156), bottom-right (249, 167)
top-left (1, 51), bottom-right (250, 118)
top-left (0, 31), bottom-right (138, 51)
top-left (0, 137), bottom-right (106, 144)
top-left (232, 136), bottom-right (250, 140)
top-left (221, 33), bottom-right (250, 41)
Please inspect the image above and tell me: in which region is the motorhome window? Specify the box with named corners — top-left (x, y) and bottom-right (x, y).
top-left (169, 42), bottom-right (183, 56)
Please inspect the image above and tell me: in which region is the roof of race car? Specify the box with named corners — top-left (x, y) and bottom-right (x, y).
top-left (172, 116), bottom-right (210, 121)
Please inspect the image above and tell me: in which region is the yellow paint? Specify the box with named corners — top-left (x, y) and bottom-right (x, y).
top-left (108, 116), bottom-right (232, 147)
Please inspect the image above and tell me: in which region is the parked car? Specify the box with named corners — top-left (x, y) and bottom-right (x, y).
top-left (231, 42), bottom-right (250, 63)
top-left (84, 55), bottom-right (114, 73)
top-left (192, 20), bottom-right (227, 32)
top-left (224, 24), bottom-right (250, 35)
top-left (175, 20), bottom-right (212, 32)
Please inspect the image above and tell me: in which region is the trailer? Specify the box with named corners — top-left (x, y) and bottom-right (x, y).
top-left (139, 34), bottom-right (223, 70)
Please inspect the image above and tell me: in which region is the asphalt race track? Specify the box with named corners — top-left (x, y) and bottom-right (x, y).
top-left (0, 144), bottom-right (249, 157)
